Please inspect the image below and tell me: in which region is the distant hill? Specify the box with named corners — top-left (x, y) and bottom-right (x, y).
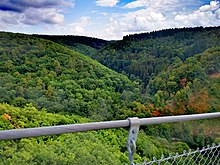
top-left (33, 34), bottom-right (109, 49)
top-left (87, 26), bottom-right (220, 116)
top-left (0, 29), bottom-right (220, 164)
top-left (33, 34), bottom-right (110, 56)
top-left (91, 26), bottom-right (220, 84)
top-left (0, 32), bottom-right (139, 120)
top-left (146, 47), bottom-right (220, 115)
top-left (123, 26), bottom-right (220, 41)
top-left (0, 27), bottom-right (219, 119)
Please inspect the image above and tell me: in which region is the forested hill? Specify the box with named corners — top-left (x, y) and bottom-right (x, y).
top-left (123, 26), bottom-right (220, 41)
top-left (33, 34), bottom-right (110, 56)
top-left (87, 26), bottom-right (220, 117)
top-left (0, 27), bottom-right (219, 119)
top-left (0, 28), bottom-right (220, 164)
top-left (91, 26), bottom-right (220, 84)
top-left (0, 32), bottom-right (139, 121)
top-left (34, 34), bottom-right (109, 49)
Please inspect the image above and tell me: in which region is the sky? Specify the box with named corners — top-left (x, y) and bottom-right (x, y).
top-left (0, 0), bottom-right (220, 40)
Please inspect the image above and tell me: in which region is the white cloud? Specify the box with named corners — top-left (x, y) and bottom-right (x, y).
top-left (0, 0), bottom-right (73, 26)
top-left (0, 8), bottom-right (65, 26)
top-left (123, 0), bottom-right (196, 11)
top-left (174, 1), bottom-right (220, 26)
top-left (215, 8), bottom-right (220, 19)
top-left (104, 0), bottom-right (220, 40)
top-left (67, 16), bottom-right (90, 34)
top-left (123, 0), bottom-right (149, 9)
top-left (104, 10), bottom-right (168, 39)
top-left (175, 11), bottom-right (214, 26)
top-left (199, 1), bottom-right (219, 11)
top-left (96, 0), bottom-right (119, 7)
top-left (76, 16), bottom-right (90, 33)
top-left (0, 11), bottom-right (20, 25)
top-left (74, 25), bottom-right (84, 33)
top-left (22, 8), bottom-right (64, 25)
top-left (45, 12), bottom-right (64, 24)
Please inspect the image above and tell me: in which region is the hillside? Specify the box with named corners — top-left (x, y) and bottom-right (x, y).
top-left (33, 34), bottom-right (110, 56)
top-left (120, 50), bottom-right (220, 117)
top-left (0, 28), bottom-right (220, 164)
top-left (0, 28), bottom-right (219, 119)
top-left (86, 26), bottom-right (220, 117)
top-left (146, 47), bottom-right (220, 115)
top-left (0, 32), bottom-right (139, 121)
top-left (91, 26), bottom-right (220, 85)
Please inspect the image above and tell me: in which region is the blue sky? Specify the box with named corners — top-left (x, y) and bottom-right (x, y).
top-left (0, 0), bottom-right (219, 40)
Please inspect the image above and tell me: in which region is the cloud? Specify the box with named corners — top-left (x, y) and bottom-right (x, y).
top-left (96, 0), bottom-right (119, 7)
top-left (215, 9), bottom-right (220, 19)
top-left (21, 8), bottom-right (64, 25)
top-left (0, 11), bottom-right (20, 24)
top-left (74, 17), bottom-right (90, 33)
top-left (0, 8), bottom-right (65, 26)
top-left (199, 1), bottom-right (219, 11)
top-left (123, 0), bottom-right (149, 9)
top-left (0, 0), bottom-right (23, 12)
top-left (105, 0), bottom-right (220, 39)
top-left (123, 0), bottom-right (196, 11)
top-left (65, 16), bottom-right (90, 34)
top-left (0, 0), bottom-right (73, 26)
top-left (175, 1), bottom-right (220, 26)
top-left (175, 11), bottom-right (215, 26)
top-left (0, 0), bottom-right (72, 12)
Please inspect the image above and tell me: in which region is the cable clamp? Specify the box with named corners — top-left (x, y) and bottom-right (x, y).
top-left (127, 117), bottom-right (140, 165)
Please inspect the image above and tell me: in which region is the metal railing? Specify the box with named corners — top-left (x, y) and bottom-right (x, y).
top-left (1, 112), bottom-right (220, 165)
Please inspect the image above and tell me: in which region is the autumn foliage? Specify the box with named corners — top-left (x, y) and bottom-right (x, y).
top-left (3, 113), bottom-right (11, 120)
top-left (188, 90), bottom-right (210, 113)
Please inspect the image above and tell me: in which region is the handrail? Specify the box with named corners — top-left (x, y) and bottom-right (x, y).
top-left (1, 112), bottom-right (220, 140)
top-left (1, 112), bottom-right (220, 165)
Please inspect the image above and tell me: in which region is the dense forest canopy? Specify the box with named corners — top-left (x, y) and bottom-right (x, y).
top-left (123, 26), bottom-right (220, 41)
top-left (0, 32), bottom-right (140, 121)
top-left (0, 26), bottom-right (219, 164)
top-left (33, 34), bottom-right (109, 49)
top-left (91, 27), bottom-right (220, 85)
top-left (33, 34), bottom-right (111, 57)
